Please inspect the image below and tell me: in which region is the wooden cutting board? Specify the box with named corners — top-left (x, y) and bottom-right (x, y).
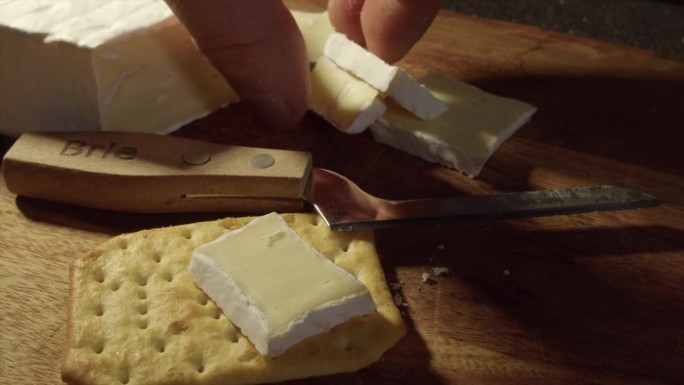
top-left (2, 2), bottom-right (683, 384)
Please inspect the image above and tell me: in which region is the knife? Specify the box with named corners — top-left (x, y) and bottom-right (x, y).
top-left (2, 132), bottom-right (661, 231)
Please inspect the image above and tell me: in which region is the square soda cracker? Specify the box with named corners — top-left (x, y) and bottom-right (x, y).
top-left (62, 213), bottom-right (406, 385)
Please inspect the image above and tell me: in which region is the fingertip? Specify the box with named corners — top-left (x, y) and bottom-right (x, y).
top-left (245, 91), bottom-right (308, 131)
top-left (361, 0), bottom-right (442, 63)
top-left (328, 0), bottom-right (366, 45)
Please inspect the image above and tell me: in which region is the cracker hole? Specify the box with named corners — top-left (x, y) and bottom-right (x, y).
top-left (226, 330), bottom-right (239, 344)
top-left (93, 269), bottom-right (105, 283)
top-left (137, 318), bottom-right (149, 330)
top-left (338, 337), bottom-right (353, 352)
top-left (117, 238), bottom-right (129, 250)
top-left (118, 369), bottom-right (130, 384)
top-left (220, 221), bottom-right (240, 230)
top-left (211, 306), bottom-right (222, 320)
top-left (108, 281), bottom-right (120, 291)
top-left (137, 303), bottom-right (148, 315)
top-left (181, 228), bottom-right (193, 240)
top-left (238, 350), bottom-right (257, 363)
top-left (92, 340), bottom-right (105, 354)
top-left (136, 289), bottom-right (147, 300)
top-left (193, 357), bottom-right (205, 374)
top-left (152, 251), bottom-right (162, 263)
top-left (197, 293), bottom-right (209, 306)
top-left (94, 303), bottom-right (104, 317)
top-left (337, 238), bottom-right (352, 253)
top-left (160, 271), bottom-right (174, 283)
top-left (153, 338), bottom-right (166, 353)
top-left (136, 275), bottom-right (148, 287)
top-left (168, 320), bottom-right (188, 335)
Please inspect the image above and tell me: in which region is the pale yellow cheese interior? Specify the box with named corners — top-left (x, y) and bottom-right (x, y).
top-left (381, 75), bottom-right (536, 159)
top-left (309, 57), bottom-right (386, 133)
top-left (290, 10), bottom-right (334, 62)
top-left (196, 213), bottom-right (372, 335)
top-left (372, 74), bottom-right (537, 175)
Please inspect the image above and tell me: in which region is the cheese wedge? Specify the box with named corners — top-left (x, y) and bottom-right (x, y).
top-left (291, 10), bottom-right (335, 63)
top-left (371, 74), bottom-right (537, 176)
top-left (188, 213), bottom-right (376, 357)
top-left (309, 56), bottom-right (387, 134)
top-left (0, 0), bottom-right (238, 137)
top-left (324, 32), bottom-right (448, 121)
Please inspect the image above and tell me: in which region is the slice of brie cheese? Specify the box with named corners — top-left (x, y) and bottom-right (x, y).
top-left (290, 10), bottom-right (334, 63)
top-left (0, 0), bottom-right (238, 137)
top-left (323, 32), bottom-right (448, 121)
top-left (371, 74), bottom-right (537, 177)
top-left (188, 212), bottom-right (376, 358)
top-left (309, 56), bottom-right (387, 134)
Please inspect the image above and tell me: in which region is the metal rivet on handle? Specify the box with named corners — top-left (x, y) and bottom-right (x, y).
top-left (250, 153), bottom-right (275, 169)
top-left (182, 150), bottom-right (211, 166)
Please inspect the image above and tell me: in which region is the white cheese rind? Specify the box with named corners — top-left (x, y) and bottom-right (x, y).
top-left (371, 74), bottom-right (537, 176)
top-left (323, 32), bottom-right (448, 121)
top-left (309, 57), bottom-right (386, 134)
top-left (188, 213), bottom-right (376, 357)
top-left (0, 0), bottom-right (238, 137)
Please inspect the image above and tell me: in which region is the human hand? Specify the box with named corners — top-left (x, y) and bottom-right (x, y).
top-left (164, 0), bottom-right (442, 130)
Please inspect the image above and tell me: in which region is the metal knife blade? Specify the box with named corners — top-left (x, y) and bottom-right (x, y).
top-left (307, 168), bottom-right (662, 231)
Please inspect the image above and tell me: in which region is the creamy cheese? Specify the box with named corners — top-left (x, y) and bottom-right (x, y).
top-left (291, 10), bottom-right (334, 63)
top-left (0, 0), bottom-right (238, 137)
top-left (371, 74), bottom-right (537, 176)
top-left (309, 56), bottom-right (386, 134)
top-left (188, 213), bottom-right (376, 357)
top-left (323, 32), bottom-right (448, 121)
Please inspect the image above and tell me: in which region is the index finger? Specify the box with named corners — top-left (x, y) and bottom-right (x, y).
top-left (328, 0), bottom-right (443, 63)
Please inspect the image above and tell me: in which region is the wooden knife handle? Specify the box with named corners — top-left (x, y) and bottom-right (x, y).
top-left (2, 132), bottom-right (312, 213)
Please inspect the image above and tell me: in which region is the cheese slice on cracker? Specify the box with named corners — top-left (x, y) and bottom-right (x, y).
top-left (188, 212), bottom-right (377, 358)
top-left (62, 213), bottom-right (405, 385)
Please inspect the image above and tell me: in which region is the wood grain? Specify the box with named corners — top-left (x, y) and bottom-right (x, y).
top-left (3, 131), bottom-right (312, 213)
top-left (2, 3), bottom-right (683, 385)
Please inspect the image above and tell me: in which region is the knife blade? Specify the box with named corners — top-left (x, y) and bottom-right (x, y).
top-left (2, 132), bottom-right (661, 231)
top-left (307, 168), bottom-right (661, 231)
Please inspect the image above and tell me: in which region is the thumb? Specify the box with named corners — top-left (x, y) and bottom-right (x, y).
top-left (165, 0), bottom-right (309, 130)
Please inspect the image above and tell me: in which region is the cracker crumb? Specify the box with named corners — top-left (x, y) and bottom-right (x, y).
top-left (503, 269), bottom-right (511, 276)
top-left (432, 267), bottom-right (449, 276)
top-left (421, 272), bottom-right (430, 283)
top-left (436, 244), bottom-right (445, 251)
top-left (393, 292), bottom-right (407, 307)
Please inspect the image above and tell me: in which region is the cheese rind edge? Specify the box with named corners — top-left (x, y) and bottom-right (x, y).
top-left (371, 74), bottom-right (537, 176)
top-left (309, 57), bottom-right (386, 134)
top-left (188, 212), bottom-right (377, 357)
top-left (0, 0), bottom-right (237, 137)
top-left (323, 32), bottom-right (448, 121)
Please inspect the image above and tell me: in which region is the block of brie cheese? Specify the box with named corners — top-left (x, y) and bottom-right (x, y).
top-left (324, 32), bottom-right (448, 121)
top-left (309, 56), bottom-right (387, 134)
top-left (0, 0), bottom-right (238, 137)
top-left (371, 74), bottom-right (537, 177)
top-left (188, 212), bottom-right (377, 358)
